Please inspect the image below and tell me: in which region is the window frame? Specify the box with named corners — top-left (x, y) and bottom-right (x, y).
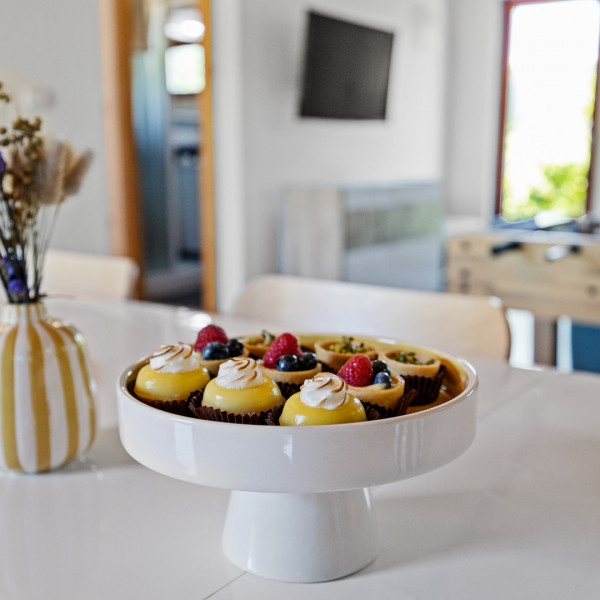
top-left (494, 0), bottom-right (600, 219)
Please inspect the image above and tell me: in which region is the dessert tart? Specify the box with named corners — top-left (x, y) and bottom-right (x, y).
top-left (407, 387), bottom-right (451, 414)
top-left (131, 335), bottom-right (464, 423)
top-left (314, 336), bottom-right (377, 371)
top-left (258, 332), bottom-right (321, 398)
top-left (241, 330), bottom-right (276, 359)
top-left (381, 349), bottom-right (441, 378)
top-left (191, 357), bottom-right (284, 424)
top-left (134, 343), bottom-right (210, 415)
top-left (259, 358), bottom-right (322, 398)
top-left (336, 355), bottom-right (409, 416)
top-left (194, 324), bottom-right (247, 376)
top-left (380, 348), bottom-right (444, 405)
top-left (279, 373), bottom-right (367, 426)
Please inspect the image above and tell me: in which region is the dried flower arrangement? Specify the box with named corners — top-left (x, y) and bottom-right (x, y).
top-left (0, 81), bottom-right (92, 303)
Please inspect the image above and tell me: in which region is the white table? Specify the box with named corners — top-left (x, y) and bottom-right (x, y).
top-left (1, 298), bottom-right (599, 599)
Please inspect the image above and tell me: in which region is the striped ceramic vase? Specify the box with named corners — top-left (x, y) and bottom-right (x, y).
top-left (0, 302), bottom-right (96, 473)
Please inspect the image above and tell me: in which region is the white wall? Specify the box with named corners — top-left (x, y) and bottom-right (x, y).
top-left (443, 0), bottom-right (502, 222)
top-left (212, 0), bottom-right (448, 310)
top-left (211, 0), bottom-right (247, 312)
top-left (0, 0), bottom-right (110, 255)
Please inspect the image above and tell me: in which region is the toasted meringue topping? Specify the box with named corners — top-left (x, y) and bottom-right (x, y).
top-left (149, 343), bottom-right (201, 373)
top-left (300, 373), bottom-right (349, 410)
top-left (215, 357), bottom-right (264, 389)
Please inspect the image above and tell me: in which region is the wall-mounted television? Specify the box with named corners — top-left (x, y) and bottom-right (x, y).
top-left (299, 11), bottom-right (394, 120)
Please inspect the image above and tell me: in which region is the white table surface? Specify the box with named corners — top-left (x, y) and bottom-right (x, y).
top-left (2, 298), bottom-right (599, 599)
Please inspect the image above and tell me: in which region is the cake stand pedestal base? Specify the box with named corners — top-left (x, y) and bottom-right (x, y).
top-left (222, 488), bottom-right (380, 582)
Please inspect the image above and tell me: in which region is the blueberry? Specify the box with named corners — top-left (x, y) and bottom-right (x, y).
top-left (371, 360), bottom-right (390, 376)
top-left (201, 341), bottom-right (229, 360)
top-left (373, 371), bottom-right (392, 388)
top-left (298, 352), bottom-right (317, 370)
top-left (276, 354), bottom-right (300, 372)
top-left (227, 338), bottom-right (244, 357)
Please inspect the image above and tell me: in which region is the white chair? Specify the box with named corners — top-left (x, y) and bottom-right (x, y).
top-left (230, 274), bottom-right (511, 361)
top-left (41, 249), bottom-right (140, 301)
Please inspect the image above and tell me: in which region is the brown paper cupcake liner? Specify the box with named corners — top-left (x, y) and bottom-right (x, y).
top-left (187, 390), bottom-right (273, 425)
top-left (277, 381), bottom-right (302, 399)
top-left (127, 380), bottom-right (193, 416)
top-left (364, 405), bottom-right (383, 422)
top-left (363, 389), bottom-right (418, 420)
top-left (187, 389), bottom-right (205, 415)
top-left (265, 404), bottom-right (284, 426)
top-left (138, 396), bottom-right (190, 416)
top-left (403, 365), bottom-right (447, 406)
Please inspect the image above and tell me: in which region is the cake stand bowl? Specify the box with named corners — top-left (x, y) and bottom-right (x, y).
top-left (117, 347), bottom-right (478, 583)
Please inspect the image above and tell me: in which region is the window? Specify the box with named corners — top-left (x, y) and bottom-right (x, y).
top-left (164, 44), bottom-right (206, 95)
top-left (495, 0), bottom-right (600, 223)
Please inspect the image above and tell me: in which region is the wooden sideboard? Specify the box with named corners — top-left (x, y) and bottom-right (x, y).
top-left (446, 229), bottom-right (600, 365)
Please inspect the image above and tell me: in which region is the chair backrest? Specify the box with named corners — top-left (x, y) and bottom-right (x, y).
top-left (230, 274), bottom-right (511, 361)
top-left (41, 249), bottom-right (140, 301)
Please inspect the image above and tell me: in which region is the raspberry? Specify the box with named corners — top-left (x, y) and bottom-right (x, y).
top-left (262, 333), bottom-right (302, 368)
top-left (194, 324), bottom-right (228, 352)
top-left (337, 355), bottom-right (374, 387)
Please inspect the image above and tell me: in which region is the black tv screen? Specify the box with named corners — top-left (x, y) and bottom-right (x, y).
top-left (299, 12), bottom-right (394, 120)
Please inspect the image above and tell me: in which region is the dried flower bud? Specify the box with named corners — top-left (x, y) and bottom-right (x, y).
top-left (0, 80), bottom-right (92, 303)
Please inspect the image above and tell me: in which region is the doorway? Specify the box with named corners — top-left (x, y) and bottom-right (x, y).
top-left (99, 0), bottom-right (215, 310)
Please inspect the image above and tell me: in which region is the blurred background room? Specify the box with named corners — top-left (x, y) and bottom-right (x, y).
top-left (1, 0), bottom-right (599, 372)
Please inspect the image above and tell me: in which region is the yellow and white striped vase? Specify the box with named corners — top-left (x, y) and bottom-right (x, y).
top-left (0, 302), bottom-right (96, 473)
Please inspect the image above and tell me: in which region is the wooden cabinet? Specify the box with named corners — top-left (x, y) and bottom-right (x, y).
top-left (446, 231), bottom-right (600, 323)
top-left (446, 230), bottom-right (600, 365)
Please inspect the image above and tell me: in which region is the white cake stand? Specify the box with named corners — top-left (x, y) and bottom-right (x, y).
top-left (117, 352), bottom-right (478, 583)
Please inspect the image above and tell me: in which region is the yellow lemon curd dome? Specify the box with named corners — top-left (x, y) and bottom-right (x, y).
top-left (134, 343), bottom-right (210, 402)
top-left (202, 356), bottom-right (283, 414)
top-left (280, 373), bottom-right (366, 426)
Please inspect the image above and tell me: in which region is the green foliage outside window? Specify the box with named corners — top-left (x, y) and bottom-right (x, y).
top-left (501, 73), bottom-right (596, 223)
top-left (502, 161), bottom-right (589, 221)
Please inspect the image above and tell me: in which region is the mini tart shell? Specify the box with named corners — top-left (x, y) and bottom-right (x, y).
top-left (198, 348), bottom-right (249, 376)
top-left (259, 362), bottom-right (322, 386)
top-left (380, 350), bottom-right (445, 406)
top-left (380, 349), bottom-right (441, 379)
top-left (347, 374), bottom-right (405, 411)
top-left (241, 335), bottom-right (273, 359)
top-left (314, 340), bottom-right (377, 371)
top-left (259, 362), bottom-right (322, 399)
